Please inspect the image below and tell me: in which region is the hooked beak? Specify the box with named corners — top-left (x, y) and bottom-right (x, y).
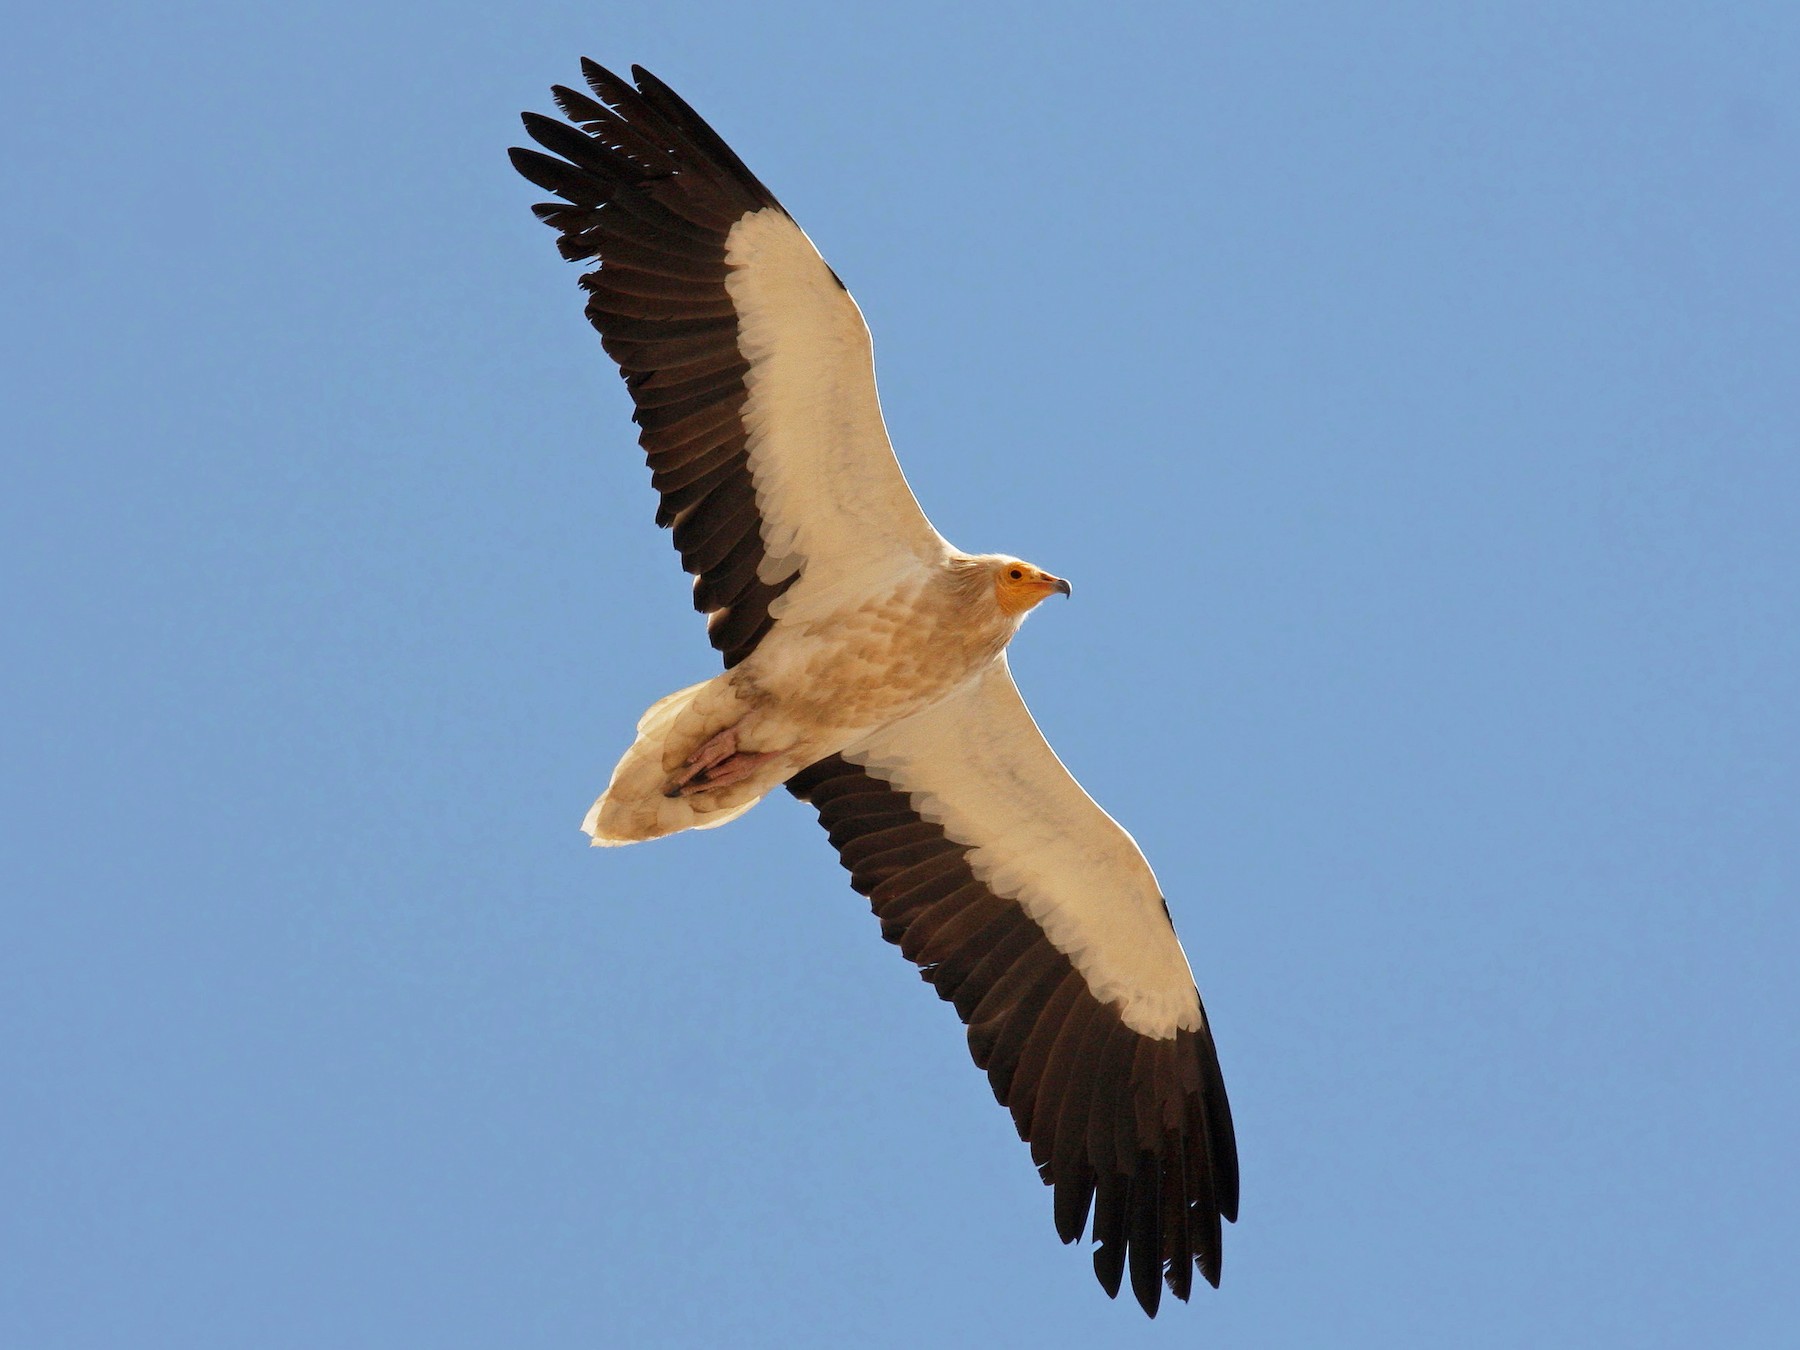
top-left (1048, 575), bottom-right (1072, 598)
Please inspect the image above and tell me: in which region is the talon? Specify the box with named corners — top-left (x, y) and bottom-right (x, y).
top-left (669, 730), bottom-right (738, 802)
top-left (677, 749), bottom-right (779, 795)
top-left (685, 728), bottom-right (738, 771)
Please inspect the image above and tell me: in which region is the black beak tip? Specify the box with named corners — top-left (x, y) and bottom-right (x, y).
top-left (1054, 578), bottom-right (1072, 597)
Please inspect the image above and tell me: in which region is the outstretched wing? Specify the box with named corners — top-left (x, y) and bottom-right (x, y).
top-left (510, 63), bottom-right (947, 667)
top-left (786, 659), bottom-right (1238, 1316)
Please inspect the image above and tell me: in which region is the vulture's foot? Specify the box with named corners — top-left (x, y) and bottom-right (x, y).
top-left (675, 748), bottom-right (779, 795)
top-left (686, 727), bottom-right (739, 774)
top-left (665, 722), bottom-right (771, 797)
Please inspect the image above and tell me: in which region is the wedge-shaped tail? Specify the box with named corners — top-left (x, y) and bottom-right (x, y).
top-left (583, 677), bottom-right (766, 844)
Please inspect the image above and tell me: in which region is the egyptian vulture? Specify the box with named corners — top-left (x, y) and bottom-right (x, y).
top-left (509, 63), bottom-right (1238, 1316)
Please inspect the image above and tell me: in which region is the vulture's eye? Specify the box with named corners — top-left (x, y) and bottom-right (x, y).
top-left (1008, 568), bottom-right (1023, 580)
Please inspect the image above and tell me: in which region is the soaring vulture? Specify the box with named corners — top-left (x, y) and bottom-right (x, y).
top-left (509, 62), bottom-right (1238, 1316)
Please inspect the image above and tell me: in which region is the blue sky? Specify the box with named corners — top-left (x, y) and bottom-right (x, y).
top-left (5, 2), bottom-right (1797, 1346)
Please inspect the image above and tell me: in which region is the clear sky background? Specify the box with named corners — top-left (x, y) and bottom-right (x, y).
top-left (5, 2), bottom-right (1797, 1346)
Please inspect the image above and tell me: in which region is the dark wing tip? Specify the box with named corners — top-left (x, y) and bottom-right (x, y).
top-left (507, 145), bottom-right (602, 205)
top-left (628, 63), bottom-right (782, 210)
top-left (579, 55), bottom-right (616, 89)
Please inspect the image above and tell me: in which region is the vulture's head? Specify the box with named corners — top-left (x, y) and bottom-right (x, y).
top-left (989, 556), bottom-right (1072, 616)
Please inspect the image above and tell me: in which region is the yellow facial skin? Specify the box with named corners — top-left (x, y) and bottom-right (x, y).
top-left (993, 560), bottom-right (1072, 616)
